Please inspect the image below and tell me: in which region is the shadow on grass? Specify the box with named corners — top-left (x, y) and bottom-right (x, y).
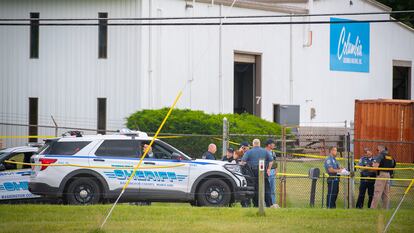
top-left (89, 228), bottom-right (106, 233)
top-left (244, 209), bottom-right (269, 218)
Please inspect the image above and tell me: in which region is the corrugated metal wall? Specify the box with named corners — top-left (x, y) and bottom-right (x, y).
top-left (0, 0), bottom-right (142, 147)
top-left (354, 99), bottom-right (414, 163)
top-left (1, 0), bottom-right (414, 149)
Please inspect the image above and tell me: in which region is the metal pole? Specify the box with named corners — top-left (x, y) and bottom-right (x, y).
top-left (258, 159), bottom-right (265, 216)
top-left (278, 129), bottom-right (284, 208)
top-left (222, 117), bottom-right (228, 158)
top-left (218, 4), bottom-right (223, 113)
top-left (322, 173), bottom-right (325, 208)
top-left (282, 126), bottom-right (287, 208)
top-left (348, 132), bottom-right (354, 208)
top-left (343, 174), bottom-right (347, 209)
top-left (344, 121), bottom-right (348, 209)
top-left (51, 115), bottom-right (58, 137)
top-left (383, 179), bottom-right (414, 233)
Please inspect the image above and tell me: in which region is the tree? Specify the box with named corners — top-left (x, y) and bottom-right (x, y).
top-left (377, 0), bottom-right (414, 28)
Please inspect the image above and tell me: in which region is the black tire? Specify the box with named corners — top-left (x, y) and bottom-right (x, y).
top-left (196, 179), bottom-right (231, 207)
top-left (64, 177), bottom-right (101, 205)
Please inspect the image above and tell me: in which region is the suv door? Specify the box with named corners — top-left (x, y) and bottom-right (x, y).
top-left (0, 152), bottom-right (40, 201)
top-left (138, 140), bottom-right (190, 201)
top-left (90, 139), bottom-right (142, 196)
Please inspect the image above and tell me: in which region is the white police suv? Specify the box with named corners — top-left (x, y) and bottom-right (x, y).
top-left (29, 130), bottom-right (252, 206)
top-left (0, 146), bottom-right (41, 202)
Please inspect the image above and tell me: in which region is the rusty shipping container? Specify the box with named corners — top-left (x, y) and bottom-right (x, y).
top-left (354, 99), bottom-right (414, 163)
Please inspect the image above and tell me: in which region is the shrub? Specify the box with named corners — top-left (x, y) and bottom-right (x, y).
top-left (126, 108), bottom-right (284, 158)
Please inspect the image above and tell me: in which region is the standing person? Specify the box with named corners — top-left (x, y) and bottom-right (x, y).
top-left (232, 149), bottom-right (243, 164)
top-left (201, 143), bottom-right (217, 160)
top-left (240, 141), bottom-right (250, 153)
top-left (241, 139), bottom-right (273, 207)
top-left (236, 142), bottom-right (251, 207)
top-left (356, 148), bottom-right (376, 208)
top-left (324, 146), bottom-right (343, 209)
top-left (222, 148), bottom-right (235, 162)
top-left (371, 145), bottom-right (395, 209)
top-left (264, 139), bottom-right (279, 208)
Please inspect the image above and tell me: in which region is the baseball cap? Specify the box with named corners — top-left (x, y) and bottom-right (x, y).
top-left (227, 147), bottom-right (234, 153)
top-left (240, 141), bottom-right (250, 147)
top-left (265, 139), bottom-right (275, 146)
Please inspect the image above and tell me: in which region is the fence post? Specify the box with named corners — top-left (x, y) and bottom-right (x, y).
top-left (309, 168), bottom-right (320, 207)
top-left (222, 117), bottom-right (229, 158)
top-left (281, 126), bottom-right (287, 208)
top-left (258, 159), bottom-right (265, 216)
top-left (322, 173), bottom-right (325, 208)
top-left (347, 132), bottom-right (354, 208)
top-left (51, 115), bottom-right (58, 137)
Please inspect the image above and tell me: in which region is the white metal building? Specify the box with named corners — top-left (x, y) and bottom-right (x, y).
top-left (0, 0), bottom-right (413, 147)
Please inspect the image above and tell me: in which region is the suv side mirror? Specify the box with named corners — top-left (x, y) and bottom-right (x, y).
top-left (0, 164), bottom-right (6, 171)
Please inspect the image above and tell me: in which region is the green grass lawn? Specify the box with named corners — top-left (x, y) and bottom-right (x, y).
top-left (0, 204), bottom-right (413, 233)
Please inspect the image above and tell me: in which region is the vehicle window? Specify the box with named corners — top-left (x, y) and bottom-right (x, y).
top-left (141, 141), bottom-right (174, 160)
top-left (42, 141), bottom-right (91, 155)
top-left (3, 153), bottom-right (27, 170)
top-left (95, 140), bottom-right (140, 157)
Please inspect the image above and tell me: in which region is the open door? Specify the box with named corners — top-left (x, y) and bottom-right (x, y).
top-left (393, 60), bottom-right (412, 100)
top-left (234, 53), bottom-right (261, 117)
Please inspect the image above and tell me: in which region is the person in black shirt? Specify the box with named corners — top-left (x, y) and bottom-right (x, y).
top-left (356, 148), bottom-right (376, 208)
top-left (371, 145), bottom-right (395, 209)
top-left (201, 143), bottom-right (217, 160)
top-left (222, 148), bottom-right (235, 162)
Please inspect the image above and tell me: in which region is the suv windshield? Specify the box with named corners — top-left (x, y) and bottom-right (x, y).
top-left (40, 140), bottom-right (91, 155)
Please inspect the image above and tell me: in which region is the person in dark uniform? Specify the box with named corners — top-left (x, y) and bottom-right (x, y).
top-left (371, 145), bottom-right (396, 209)
top-left (221, 147), bottom-right (235, 162)
top-left (264, 139), bottom-right (278, 207)
top-left (356, 148), bottom-right (376, 208)
top-left (236, 142), bottom-right (251, 207)
top-left (241, 139), bottom-right (273, 207)
top-left (324, 146), bottom-right (343, 209)
top-left (201, 143), bottom-right (217, 160)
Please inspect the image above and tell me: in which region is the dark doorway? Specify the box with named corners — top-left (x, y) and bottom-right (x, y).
top-left (97, 98), bottom-right (107, 134)
top-left (28, 98), bottom-right (38, 143)
top-left (393, 66), bottom-right (411, 100)
top-left (234, 62), bottom-right (255, 115)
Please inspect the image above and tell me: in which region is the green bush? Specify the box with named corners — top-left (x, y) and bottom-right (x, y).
top-left (126, 108), bottom-right (284, 158)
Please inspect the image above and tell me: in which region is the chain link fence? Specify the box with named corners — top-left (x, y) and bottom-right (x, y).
top-left (0, 121), bottom-right (413, 209)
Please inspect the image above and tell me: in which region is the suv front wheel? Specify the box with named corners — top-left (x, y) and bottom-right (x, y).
top-left (197, 179), bottom-right (231, 207)
top-left (64, 177), bottom-right (101, 205)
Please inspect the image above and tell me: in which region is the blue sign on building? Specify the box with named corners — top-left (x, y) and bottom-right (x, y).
top-left (330, 17), bottom-right (370, 73)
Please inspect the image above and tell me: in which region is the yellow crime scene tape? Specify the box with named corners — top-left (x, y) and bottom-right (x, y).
top-left (5, 159), bottom-right (412, 181)
top-left (220, 138), bottom-right (414, 166)
top-left (5, 133), bottom-right (413, 166)
top-left (156, 135), bottom-right (184, 139)
top-left (100, 90), bottom-right (183, 229)
top-left (4, 160), bottom-right (185, 170)
top-left (405, 179), bottom-right (414, 195)
top-left (354, 166), bottom-right (414, 171)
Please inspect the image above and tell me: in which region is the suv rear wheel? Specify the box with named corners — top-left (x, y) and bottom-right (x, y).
top-left (197, 179), bottom-right (231, 207)
top-left (65, 177), bottom-right (101, 205)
